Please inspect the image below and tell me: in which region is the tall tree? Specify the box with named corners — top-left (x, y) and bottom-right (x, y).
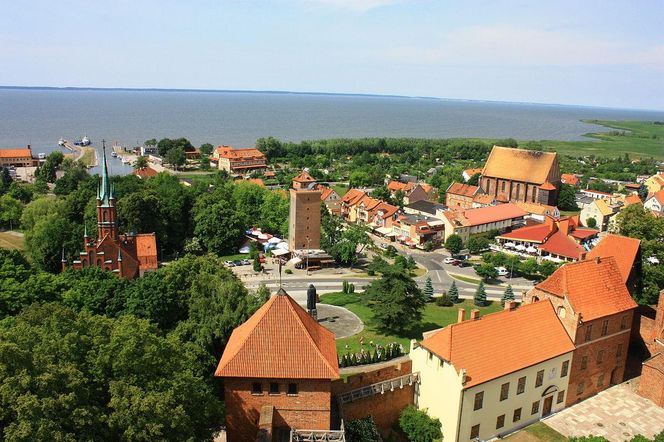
top-left (448, 280), bottom-right (460, 303)
top-left (557, 183), bottom-right (579, 211)
top-left (423, 276), bottom-right (434, 300)
top-left (445, 234), bottom-right (463, 255)
top-left (501, 284), bottom-right (515, 306)
top-left (474, 281), bottom-right (488, 307)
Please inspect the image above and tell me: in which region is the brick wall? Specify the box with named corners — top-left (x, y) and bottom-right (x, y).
top-left (637, 359), bottom-right (664, 407)
top-left (224, 378), bottom-right (332, 442)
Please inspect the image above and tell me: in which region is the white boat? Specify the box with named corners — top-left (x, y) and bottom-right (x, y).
top-left (111, 152), bottom-right (118, 158)
top-left (37, 153), bottom-right (46, 159)
top-left (81, 136), bottom-right (90, 146)
top-left (58, 138), bottom-right (65, 146)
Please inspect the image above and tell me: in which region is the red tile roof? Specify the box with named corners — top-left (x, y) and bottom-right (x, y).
top-left (535, 256), bottom-right (637, 321)
top-left (135, 233), bottom-right (158, 271)
top-left (561, 173), bottom-right (580, 186)
top-left (371, 201), bottom-right (399, 219)
top-left (539, 181), bottom-right (557, 191)
top-left (586, 234), bottom-right (641, 284)
top-left (447, 182), bottom-right (480, 198)
top-left (215, 146), bottom-right (266, 160)
top-left (463, 168), bottom-right (483, 179)
top-left (624, 194), bottom-right (643, 206)
top-left (341, 188), bottom-right (366, 206)
top-left (538, 230), bottom-right (586, 259)
top-left (499, 224), bottom-right (552, 242)
top-left (358, 196), bottom-right (381, 211)
top-left (569, 228), bottom-right (599, 240)
top-left (132, 167), bottom-right (158, 178)
top-left (293, 170), bottom-right (316, 183)
top-left (462, 203), bottom-right (527, 226)
top-left (650, 189), bottom-right (664, 205)
top-left (0, 148), bottom-right (32, 158)
top-left (215, 290), bottom-right (339, 379)
top-left (420, 300), bottom-right (575, 388)
top-left (387, 181), bottom-right (415, 193)
top-left (318, 186), bottom-right (336, 201)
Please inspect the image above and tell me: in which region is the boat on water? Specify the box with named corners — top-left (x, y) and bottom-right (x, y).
top-left (121, 157), bottom-right (131, 164)
top-left (111, 152), bottom-right (118, 158)
top-left (58, 138), bottom-right (65, 146)
top-left (81, 136), bottom-right (90, 146)
top-left (37, 153), bottom-right (46, 159)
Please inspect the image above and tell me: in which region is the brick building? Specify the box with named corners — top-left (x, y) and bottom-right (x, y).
top-left (480, 146), bottom-right (561, 206)
top-left (288, 171), bottom-right (321, 251)
top-left (215, 289), bottom-right (339, 441)
top-left (0, 147), bottom-right (35, 168)
top-left (64, 146), bottom-right (158, 279)
top-left (637, 291), bottom-right (664, 407)
top-left (523, 257), bottom-right (638, 406)
top-left (445, 182), bottom-right (486, 209)
top-left (214, 146), bottom-right (267, 174)
top-left (586, 234), bottom-right (642, 295)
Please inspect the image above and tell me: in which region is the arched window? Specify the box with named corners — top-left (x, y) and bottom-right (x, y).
top-left (532, 296), bottom-right (540, 303)
top-left (557, 306), bottom-right (566, 318)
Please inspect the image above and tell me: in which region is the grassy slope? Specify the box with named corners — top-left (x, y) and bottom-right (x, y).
top-left (321, 292), bottom-right (502, 354)
top-left (0, 231), bottom-right (25, 250)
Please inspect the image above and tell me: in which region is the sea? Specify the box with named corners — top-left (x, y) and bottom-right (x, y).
top-left (1, 87), bottom-right (663, 176)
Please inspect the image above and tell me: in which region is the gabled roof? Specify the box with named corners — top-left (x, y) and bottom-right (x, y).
top-left (482, 146), bottom-right (558, 184)
top-left (420, 300), bottom-right (574, 388)
top-left (357, 196), bottom-right (381, 210)
top-left (135, 233), bottom-right (158, 271)
top-left (387, 180), bottom-right (415, 193)
top-left (215, 290), bottom-right (339, 379)
top-left (215, 146), bottom-right (266, 159)
top-left (535, 256), bottom-right (637, 321)
top-left (0, 148), bottom-right (32, 158)
top-left (593, 199), bottom-right (614, 216)
top-left (447, 182), bottom-right (481, 198)
top-left (514, 201), bottom-right (558, 216)
top-left (318, 186), bottom-right (337, 201)
top-left (371, 201), bottom-right (400, 219)
top-left (293, 170), bottom-right (316, 184)
top-left (341, 188), bottom-right (366, 206)
top-left (624, 194), bottom-right (643, 206)
top-left (461, 203), bottom-right (527, 226)
top-left (538, 230), bottom-right (586, 259)
top-left (586, 234), bottom-right (641, 284)
top-left (648, 189), bottom-right (664, 205)
top-left (498, 223), bottom-right (552, 243)
top-left (540, 181), bottom-right (557, 191)
top-left (561, 173), bottom-right (580, 186)
top-left (132, 167), bottom-right (158, 178)
top-left (463, 168), bottom-right (483, 179)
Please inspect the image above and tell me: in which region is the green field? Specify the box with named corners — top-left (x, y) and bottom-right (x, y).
top-left (0, 231), bottom-right (25, 250)
top-left (320, 292), bottom-right (502, 355)
top-left (332, 183), bottom-right (348, 197)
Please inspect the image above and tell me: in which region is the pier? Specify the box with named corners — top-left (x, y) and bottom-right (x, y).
top-left (61, 141), bottom-right (97, 167)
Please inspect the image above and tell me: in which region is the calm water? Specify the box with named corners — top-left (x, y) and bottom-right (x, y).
top-left (1, 88), bottom-right (663, 175)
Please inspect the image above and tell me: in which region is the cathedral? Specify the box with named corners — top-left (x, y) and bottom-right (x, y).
top-left (63, 144), bottom-right (158, 279)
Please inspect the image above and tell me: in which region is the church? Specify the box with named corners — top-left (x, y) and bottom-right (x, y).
top-left (63, 144), bottom-right (158, 279)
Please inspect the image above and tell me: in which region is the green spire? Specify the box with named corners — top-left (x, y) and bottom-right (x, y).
top-left (98, 140), bottom-right (111, 205)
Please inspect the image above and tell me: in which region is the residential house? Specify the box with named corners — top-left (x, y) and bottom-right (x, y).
top-left (132, 166), bottom-right (158, 179)
top-left (586, 234), bottom-right (641, 295)
top-left (355, 196), bottom-right (382, 224)
top-left (523, 257), bottom-right (638, 405)
top-left (479, 146), bottom-right (561, 206)
top-left (580, 199), bottom-right (621, 231)
top-left (462, 167), bottom-right (483, 182)
top-left (0, 147), bottom-right (35, 168)
top-left (387, 180), bottom-right (437, 205)
top-left (214, 146), bottom-right (267, 174)
top-left (496, 215), bottom-right (598, 262)
top-left (340, 188), bottom-right (367, 222)
top-left (411, 300), bottom-right (575, 442)
top-left (368, 201), bottom-right (399, 233)
top-left (316, 185), bottom-right (341, 216)
top-left (445, 182), bottom-right (486, 210)
top-left (404, 200), bottom-right (447, 218)
top-left (561, 173), bottom-right (580, 186)
top-left (644, 172), bottom-right (664, 194)
top-left (441, 203), bottom-right (528, 242)
top-left (623, 194), bottom-right (643, 207)
top-left (391, 213), bottom-right (445, 247)
top-left (644, 190), bottom-right (664, 216)
top-left (580, 188), bottom-right (613, 200)
top-left (215, 288), bottom-right (340, 441)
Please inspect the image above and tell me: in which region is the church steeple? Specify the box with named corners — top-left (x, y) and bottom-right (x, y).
top-left (97, 140), bottom-right (112, 206)
top-left (96, 140), bottom-right (118, 241)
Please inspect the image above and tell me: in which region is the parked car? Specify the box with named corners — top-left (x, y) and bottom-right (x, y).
top-left (444, 257), bottom-right (456, 264)
top-left (225, 260), bottom-right (235, 267)
top-left (241, 259), bottom-right (251, 265)
top-left (496, 266), bottom-right (509, 276)
top-left (378, 243), bottom-right (388, 250)
top-left (233, 260), bottom-right (243, 266)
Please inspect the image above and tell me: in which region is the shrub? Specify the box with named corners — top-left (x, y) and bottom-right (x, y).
top-left (436, 294), bottom-right (453, 307)
top-left (445, 234), bottom-right (463, 255)
top-left (345, 416), bottom-right (382, 442)
top-left (284, 268), bottom-right (293, 274)
top-left (399, 405), bottom-right (442, 442)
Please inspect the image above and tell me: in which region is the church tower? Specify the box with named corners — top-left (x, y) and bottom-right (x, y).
top-left (96, 141), bottom-right (118, 241)
top-left (288, 171), bottom-right (321, 251)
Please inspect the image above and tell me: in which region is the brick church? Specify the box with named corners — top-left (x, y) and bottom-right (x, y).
top-left (63, 144), bottom-right (158, 279)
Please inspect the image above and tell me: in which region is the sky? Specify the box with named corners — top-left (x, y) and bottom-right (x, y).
top-left (1, 0), bottom-right (663, 110)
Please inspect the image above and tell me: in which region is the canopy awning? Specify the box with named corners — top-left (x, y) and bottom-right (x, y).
top-left (272, 248), bottom-right (290, 256)
top-left (504, 242), bottom-right (516, 248)
top-left (515, 244), bottom-right (526, 251)
top-left (288, 257), bottom-right (302, 265)
top-left (276, 242), bottom-right (289, 249)
top-left (375, 227), bottom-right (392, 235)
top-left (526, 246), bottom-right (538, 253)
top-left (268, 237), bottom-right (281, 244)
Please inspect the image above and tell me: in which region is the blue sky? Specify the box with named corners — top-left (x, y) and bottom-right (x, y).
top-left (1, 0), bottom-right (663, 110)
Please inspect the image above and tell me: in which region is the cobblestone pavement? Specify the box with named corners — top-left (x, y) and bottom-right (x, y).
top-left (544, 378), bottom-right (664, 441)
top-left (316, 304), bottom-right (364, 339)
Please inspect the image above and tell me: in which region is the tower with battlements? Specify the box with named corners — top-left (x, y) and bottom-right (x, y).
top-left (288, 171), bottom-right (321, 251)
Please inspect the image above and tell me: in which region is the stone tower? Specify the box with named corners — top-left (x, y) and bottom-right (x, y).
top-left (288, 171), bottom-right (321, 251)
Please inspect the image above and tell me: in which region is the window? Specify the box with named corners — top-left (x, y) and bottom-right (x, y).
top-left (517, 377), bottom-right (526, 395)
top-left (561, 360), bottom-right (569, 377)
top-left (601, 320), bottom-right (609, 336)
top-left (557, 306), bottom-right (566, 318)
top-left (557, 391), bottom-right (565, 404)
top-left (501, 181), bottom-right (506, 192)
top-left (531, 400), bottom-right (540, 415)
top-left (549, 367), bottom-right (557, 379)
top-left (617, 343), bottom-right (623, 358)
top-left (597, 350), bottom-right (604, 364)
top-left (576, 382), bottom-right (585, 395)
top-left (269, 382), bottom-right (279, 395)
top-left (597, 374), bottom-right (605, 387)
top-left (251, 382), bottom-right (262, 395)
top-left (473, 391), bottom-right (484, 411)
top-left (581, 356), bottom-right (588, 370)
top-left (287, 383), bottom-right (298, 395)
top-left (496, 415), bottom-right (505, 429)
top-left (620, 315), bottom-right (628, 330)
top-left (500, 382), bottom-right (510, 401)
top-left (584, 324), bottom-right (593, 342)
top-left (535, 370), bottom-right (544, 387)
top-left (470, 424), bottom-right (480, 439)
top-left (513, 408), bottom-right (522, 422)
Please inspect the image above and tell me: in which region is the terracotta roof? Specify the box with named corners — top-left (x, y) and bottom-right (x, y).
top-left (472, 194), bottom-right (495, 205)
top-left (293, 170), bottom-right (316, 183)
top-left (387, 181), bottom-right (415, 193)
top-left (649, 190), bottom-right (664, 205)
top-left (461, 203), bottom-right (527, 226)
top-left (358, 196), bottom-right (381, 210)
top-left (341, 188), bottom-right (366, 206)
top-left (132, 167), bottom-right (158, 178)
top-left (482, 146), bottom-right (557, 184)
top-left (215, 290), bottom-right (339, 379)
top-left (624, 194), bottom-right (643, 206)
top-left (135, 233), bottom-right (158, 271)
top-left (538, 230), bottom-right (586, 259)
top-left (535, 256), bottom-right (637, 321)
top-left (371, 201), bottom-right (399, 219)
top-left (420, 300), bottom-right (575, 388)
top-left (498, 223), bottom-right (552, 243)
top-left (264, 171), bottom-right (276, 178)
top-left (447, 182), bottom-right (480, 198)
top-left (540, 181), bottom-right (557, 191)
top-left (318, 186), bottom-right (336, 201)
top-left (586, 234), bottom-right (641, 284)
top-left (0, 148), bottom-right (32, 158)
top-left (215, 146), bottom-right (266, 160)
top-left (514, 201), bottom-right (558, 216)
top-left (568, 228), bottom-right (599, 240)
top-left (561, 173), bottom-right (580, 186)
top-left (463, 168), bottom-right (483, 179)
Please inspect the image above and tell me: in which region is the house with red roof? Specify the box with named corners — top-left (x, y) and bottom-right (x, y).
top-left (586, 234), bottom-right (641, 294)
top-left (561, 173), bottom-right (580, 186)
top-left (462, 167), bottom-right (483, 182)
top-left (441, 203), bottom-right (528, 242)
top-left (387, 180), bottom-right (437, 204)
top-left (215, 288), bottom-right (340, 441)
top-left (131, 166), bottom-right (158, 179)
top-left (214, 145), bottom-right (267, 174)
top-left (391, 213), bottom-right (445, 247)
top-left (0, 147), bottom-right (35, 168)
top-left (496, 215), bottom-right (598, 262)
top-left (339, 188), bottom-right (367, 222)
top-left (644, 189), bottom-right (664, 216)
top-left (411, 300), bottom-right (575, 442)
top-left (524, 257), bottom-right (638, 405)
top-left (445, 182), bottom-right (487, 210)
top-left (315, 184), bottom-right (341, 215)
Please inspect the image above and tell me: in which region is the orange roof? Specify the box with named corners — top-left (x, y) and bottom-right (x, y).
top-left (650, 189), bottom-right (664, 205)
top-left (463, 168), bottom-right (483, 179)
top-left (215, 146), bottom-right (266, 160)
top-left (482, 146), bottom-right (557, 184)
top-left (539, 181), bottom-right (557, 191)
top-left (538, 230), bottom-right (586, 259)
top-left (472, 194), bottom-right (495, 205)
top-left (447, 182), bottom-right (480, 198)
top-left (358, 196), bottom-right (381, 210)
top-left (341, 188), bottom-right (366, 206)
top-left (215, 290), bottom-right (339, 379)
top-left (462, 203), bottom-right (527, 226)
top-left (132, 167), bottom-right (158, 178)
top-left (247, 178), bottom-right (266, 187)
top-left (264, 171), bottom-right (276, 178)
top-left (535, 256), bottom-right (637, 321)
top-left (371, 201), bottom-right (399, 219)
top-left (318, 186), bottom-right (335, 201)
top-left (624, 194), bottom-right (643, 206)
top-left (0, 148), bottom-right (32, 158)
top-left (387, 180), bottom-right (415, 193)
top-left (561, 173), bottom-right (580, 186)
top-left (135, 233), bottom-right (158, 271)
top-left (499, 223), bottom-right (552, 243)
top-left (420, 300), bottom-right (575, 388)
top-left (586, 234), bottom-right (641, 284)
top-left (514, 201), bottom-right (558, 216)
top-left (293, 170), bottom-right (316, 183)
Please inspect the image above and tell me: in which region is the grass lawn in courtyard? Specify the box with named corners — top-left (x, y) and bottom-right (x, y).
top-left (320, 292), bottom-right (502, 355)
top-left (0, 231), bottom-right (25, 250)
top-left (504, 422), bottom-right (568, 442)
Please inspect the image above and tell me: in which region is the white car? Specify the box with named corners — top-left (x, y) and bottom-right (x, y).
top-left (496, 266), bottom-right (509, 276)
top-left (444, 257), bottom-right (456, 264)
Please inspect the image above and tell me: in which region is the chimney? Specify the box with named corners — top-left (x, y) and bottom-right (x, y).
top-left (457, 308), bottom-right (465, 323)
top-left (504, 300), bottom-right (517, 311)
top-left (595, 256), bottom-right (601, 264)
top-left (470, 309), bottom-right (480, 320)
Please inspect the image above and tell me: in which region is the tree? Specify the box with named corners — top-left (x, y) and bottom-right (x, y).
top-left (474, 281), bottom-right (488, 306)
top-left (467, 172), bottom-right (480, 186)
top-left (134, 155), bottom-right (149, 169)
top-left (445, 234), bottom-right (463, 255)
top-left (585, 216), bottom-right (597, 228)
top-left (193, 192), bottom-right (244, 255)
top-left (349, 170), bottom-right (372, 187)
top-left (558, 183), bottom-right (579, 211)
top-left (199, 143), bottom-right (214, 156)
top-left (54, 162), bottom-right (91, 195)
top-left (144, 138), bottom-right (157, 148)
top-left (423, 276), bottom-right (433, 300)
top-left (539, 260), bottom-right (558, 277)
top-left (166, 146), bottom-right (186, 170)
top-left (519, 257), bottom-right (540, 277)
top-left (398, 405), bottom-right (442, 442)
top-left (24, 214), bottom-right (81, 272)
top-left (501, 284), bottom-right (515, 306)
top-left (0, 194), bottom-right (22, 229)
top-left (366, 266), bottom-right (427, 333)
top-left (448, 280), bottom-right (460, 303)
top-left (330, 224), bottom-right (371, 266)
top-left (467, 235), bottom-right (490, 254)
top-left (253, 256), bottom-right (262, 272)
top-left (475, 262), bottom-right (498, 281)
top-left (0, 167), bottom-right (13, 195)
top-left (345, 416), bottom-right (382, 442)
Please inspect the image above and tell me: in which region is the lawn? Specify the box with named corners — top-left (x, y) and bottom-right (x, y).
top-left (320, 292), bottom-right (502, 355)
top-left (504, 422), bottom-right (568, 442)
top-left (0, 231), bottom-right (25, 250)
top-left (332, 183), bottom-right (348, 197)
top-left (79, 147), bottom-right (97, 167)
